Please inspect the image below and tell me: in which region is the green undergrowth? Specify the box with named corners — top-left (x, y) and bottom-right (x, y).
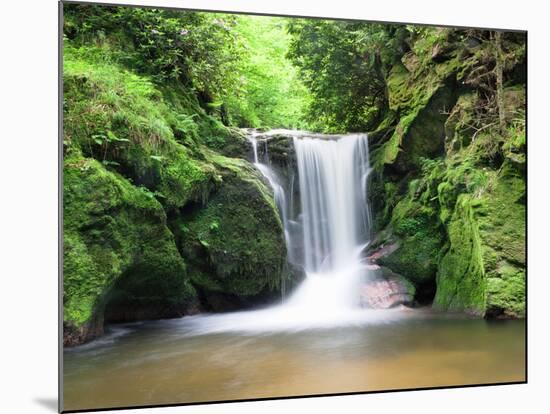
top-left (63, 43), bottom-right (237, 208)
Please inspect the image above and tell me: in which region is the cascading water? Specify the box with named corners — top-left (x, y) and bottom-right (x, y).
top-left (286, 134), bottom-right (371, 312)
top-left (249, 134), bottom-right (293, 298)
top-left (185, 131), bottom-right (395, 334)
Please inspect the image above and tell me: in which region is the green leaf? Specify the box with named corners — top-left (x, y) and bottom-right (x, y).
top-left (91, 134), bottom-right (106, 145)
top-left (102, 160), bottom-right (120, 167)
top-left (149, 155), bottom-right (164, 162)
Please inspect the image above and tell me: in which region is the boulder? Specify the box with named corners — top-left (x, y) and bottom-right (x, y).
top-left (360, 265), bottom-right (415, 309)
top-left (63, 154), bottom-right (197, 346)
top-left (175, 154), bottom-right (287, 310)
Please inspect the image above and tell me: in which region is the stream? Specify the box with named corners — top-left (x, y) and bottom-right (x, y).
top-left (63, 312), bottom-right (525, 410)
top-left (63, 131), bottom-right (525, 410)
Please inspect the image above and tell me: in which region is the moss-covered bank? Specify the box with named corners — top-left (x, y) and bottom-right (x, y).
top-left (368, 29), bottom-right (526, 317)
top-left (63, 41), bottom-right (286, 345)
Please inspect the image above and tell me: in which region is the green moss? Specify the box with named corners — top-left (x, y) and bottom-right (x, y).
top-left (477, 163), bottom-right (526, 316)
top-left (430, 120), bottom-right (525, 317)
top-left (374, 55), bottom-right (459, 171)
top-left (433, 194), bottom-right (486, 315)
top-left (176, 155), bottom-right (286, 298)
top-left (64, 43), bottom-right (228, 209)
top-left (444, 92), bottom-right (477, 152)
top-left (380, 196), bottom-right (445, 284)
top-left (387, 62), bottom-right (411, 112)
top-left (63, 153), bottom-right (194, 332)
top-left (486, 264), bottom-right (525, 317)
top-left (369, 33), bottom-right (525, 319)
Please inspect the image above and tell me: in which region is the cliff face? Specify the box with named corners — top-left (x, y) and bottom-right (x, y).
top-left (367, 30), bottom-right (526, 317)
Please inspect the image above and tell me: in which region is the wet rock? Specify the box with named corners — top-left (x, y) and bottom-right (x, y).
top-left (360, 265), bottom-right (415, 309)
top-left (367, 240), bottom-right (400, 262)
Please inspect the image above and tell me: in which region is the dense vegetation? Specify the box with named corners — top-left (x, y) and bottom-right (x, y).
top-left (63, 4), bottom-right (526, 346)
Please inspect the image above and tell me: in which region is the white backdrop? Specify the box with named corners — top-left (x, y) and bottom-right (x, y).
top-left (1, 0), bottom-right (546, 413)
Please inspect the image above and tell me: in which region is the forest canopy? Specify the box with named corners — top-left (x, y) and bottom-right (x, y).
top-left (64, 5), bottom-right (525, 135)
top-left (64, 5), bottom-right (310, 130)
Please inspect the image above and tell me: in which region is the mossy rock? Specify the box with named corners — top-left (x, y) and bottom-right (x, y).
top-left (444, 92), bottom-right (477, 153)
top-left (374, 59), bottom-right (459, 172)
top-left (433, 162), bottom-right (525, 318)
top-left (433, 194), bottom-right (486, 315)
top-left (379, 197), bottom-right (445, 285)
top-left (63, 154), bottom-right (196, 345)
top-left (175, 154), bottom-right (287, 307)
top-left (63, 46), bottom-right (226, 209)
top-left (478, 162), bottom-right (526, 317)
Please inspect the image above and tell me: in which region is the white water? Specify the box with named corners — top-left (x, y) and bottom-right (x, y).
top-left (184, 131), bottom-right (392, 335)
top-left (249, 135), bottom-right (292, 272)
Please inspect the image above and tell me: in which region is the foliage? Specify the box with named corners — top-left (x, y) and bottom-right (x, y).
top-left (433, 194), bottom-right (487, 314)
top-left (287, 20), bottom-right (408, 132)
top-left (63, 44), bottom-right (221, 208)
top-left (64, 4), bottom-right (243, 99)
top-left (64, 4), bottom-right (310, 129)
top-left (224, 16), bottom-right (311, 129)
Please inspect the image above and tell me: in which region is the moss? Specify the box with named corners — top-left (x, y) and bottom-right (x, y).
top-left (444, 92), bottom-right (477, 152)
top-left (397, 85), bottom-right (455, 170)
top-left (176, 155), bottom-right (286, 298)
top-left (369, 34), bottom-right (525, 319)
top-left (387, 62), bottom-right (411, 112)
top-left (477, 162), bottom-right (526, 316)
top-left (430, 118), bottom-right (525, 317)
top-left (379, 196), bottom-right (445, 284)
top-left (63, 153), bottom-right (195, 341)
top-left (433, 194), bottom-right (486, 315)
top-left (373, 54), bottom-right (460, 171)
top-left (63, 44), bottom-right (225, 209)
top-left (486, 265), bottom-right (525, 317)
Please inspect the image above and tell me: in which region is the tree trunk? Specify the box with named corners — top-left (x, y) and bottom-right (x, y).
top-left (495, 31), bottom-right (506, 134)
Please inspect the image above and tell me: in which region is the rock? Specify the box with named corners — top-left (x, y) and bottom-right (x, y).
top-left (63, 314), bottom-right (103, 347)
top-left (360, 265), bottom-right (415, 309)
top-left (401, 51), bottom-right (420, 73)
top-left (377, 199), bottom-right (445, 285)
top-left (433, 162), bottom-right (526, 317)
top-left (63, 155), bottom-right (197, 346)
top-left (366, 32), bottom-right (525, 319)
top-left (464, 37), bottom-right (482, 50)
top-left (431, 42), bottom-right (453, 63)
top-left (213, 128), bottom-right (250, 159)
top-left (175, 154), bottom-right (287, 309)
top-left (444, 92), bottom-right (477, 154)
top-left (367, 241), bottom-right (400, 262)
top-left (373, 58), bottom-right (459, 173)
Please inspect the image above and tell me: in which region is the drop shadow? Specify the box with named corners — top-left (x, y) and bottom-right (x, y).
top-left (34, 397), bottom-right (58, 412)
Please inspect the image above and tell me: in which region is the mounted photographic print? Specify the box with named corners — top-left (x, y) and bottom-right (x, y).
top-left (61, 1), bottom-right (527, 411)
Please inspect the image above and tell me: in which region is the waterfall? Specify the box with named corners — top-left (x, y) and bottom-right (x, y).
top-left (249, 132), bottom-right (372, 311)
top-left (248, 134), bottom-right (292, 300)
top-left (186, 131), bottom-right (387, 335)
top-left (294, 135), bottom-right (371, 272)
top-left (285, 134), bottom-right (372, 312)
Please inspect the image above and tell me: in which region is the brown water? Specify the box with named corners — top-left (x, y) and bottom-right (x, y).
top-left (63, 309), bottom-right (525, 411)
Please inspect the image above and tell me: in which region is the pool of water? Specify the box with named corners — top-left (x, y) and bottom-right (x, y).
top-left (63, 309), bottom-right (525, 411)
